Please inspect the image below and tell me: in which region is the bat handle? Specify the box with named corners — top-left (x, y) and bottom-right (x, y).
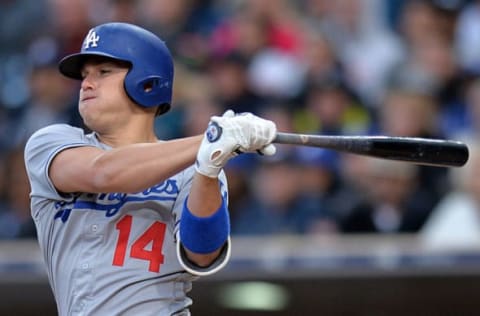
top-left (274, 132), bottom-right (309, 145)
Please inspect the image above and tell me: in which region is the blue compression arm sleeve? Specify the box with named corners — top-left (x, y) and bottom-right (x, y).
top-left (180, 197), bottom-right (230, 254)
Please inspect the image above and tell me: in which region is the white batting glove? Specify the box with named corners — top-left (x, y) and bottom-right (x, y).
top-left (195, 110), bottom-right (277, 178)
top-left (211, 110), bottom-right (277, 155)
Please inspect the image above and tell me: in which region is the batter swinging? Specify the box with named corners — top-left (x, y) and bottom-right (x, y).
top-left (24, 22), bottom-right (276, 316)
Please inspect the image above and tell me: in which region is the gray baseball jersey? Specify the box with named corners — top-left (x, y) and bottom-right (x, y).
top-left (24, 124), bottom-right (231, 316)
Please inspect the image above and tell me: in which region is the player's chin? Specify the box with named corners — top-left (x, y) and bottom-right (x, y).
top-left (79, 105), bottom-right (101, 128)
top-left (79, 99), bottom-right (100, 116)
top-left (79, 103), bottom-right (90, 119)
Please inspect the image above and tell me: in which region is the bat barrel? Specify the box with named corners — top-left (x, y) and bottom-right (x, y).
top-left (366, 137), bottom-right (469, 167)
top-left (273, 133), bottom-right (469, 168)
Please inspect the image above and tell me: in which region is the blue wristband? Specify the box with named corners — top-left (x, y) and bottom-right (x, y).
top-left (180, 197), bottom-right (230, 254)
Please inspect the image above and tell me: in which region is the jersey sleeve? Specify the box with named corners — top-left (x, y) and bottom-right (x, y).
top-left (173, 168), bottom-right (231, 276)
top-left (24, 124), bottom-right (93, 215)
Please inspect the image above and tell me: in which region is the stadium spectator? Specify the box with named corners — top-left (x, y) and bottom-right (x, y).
top-left (421, 142), bottom-right (480, 248)
top-left (0, 144), bottom-right (36, 239)
top-left (340, 159), bottom-right (429, 233)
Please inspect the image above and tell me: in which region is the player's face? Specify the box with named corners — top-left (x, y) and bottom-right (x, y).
top-left (78, 58), bottom-right (132, 131)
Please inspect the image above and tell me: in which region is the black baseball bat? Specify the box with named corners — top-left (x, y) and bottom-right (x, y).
top-left (273, 132), bottom-right (469, 167)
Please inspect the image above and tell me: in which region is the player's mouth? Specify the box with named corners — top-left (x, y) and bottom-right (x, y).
top-left (81, 95), bottom-right (97, 102)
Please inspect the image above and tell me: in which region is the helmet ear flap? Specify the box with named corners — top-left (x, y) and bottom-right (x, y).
top-left (142, 78), bottom-right (159, 93)
top-left (125, 74), bottom-right (173, 109)
top-left (136, 76), bottom-right (162, 96)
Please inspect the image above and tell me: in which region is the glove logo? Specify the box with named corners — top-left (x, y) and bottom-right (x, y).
top-left (206, 122), bottom-right (222, 143)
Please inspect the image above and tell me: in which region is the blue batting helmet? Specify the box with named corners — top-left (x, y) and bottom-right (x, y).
top-left (59, 22), bottom-right (174, 115)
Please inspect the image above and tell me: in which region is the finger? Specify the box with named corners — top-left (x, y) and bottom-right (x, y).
top-left (223, 109), bottom-right (235, 118)
top-left (258, 144), bottom-right (276, 156)
top-left (211, 109), bottom-right (235, 124)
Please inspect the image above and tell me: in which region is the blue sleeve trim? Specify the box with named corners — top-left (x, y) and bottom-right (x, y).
top-left (180, 196), bottom-right (230, 254)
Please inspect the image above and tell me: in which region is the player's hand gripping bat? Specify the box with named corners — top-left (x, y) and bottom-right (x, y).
top-left (273, 132), bottom-right (469, 168)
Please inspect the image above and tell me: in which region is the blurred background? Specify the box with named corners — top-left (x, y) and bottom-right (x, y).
top-left (2, 0), bottom-right (480, 314)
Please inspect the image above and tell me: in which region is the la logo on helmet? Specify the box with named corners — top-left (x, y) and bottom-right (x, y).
top-left (84, 29), bottom-right (100, 49)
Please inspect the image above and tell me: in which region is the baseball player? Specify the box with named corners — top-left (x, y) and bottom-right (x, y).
top-left (24, 22), bottom-right (277, 316)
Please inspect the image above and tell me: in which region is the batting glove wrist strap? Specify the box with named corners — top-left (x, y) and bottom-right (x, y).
top-left (195, 117), bottom-right (242, 178)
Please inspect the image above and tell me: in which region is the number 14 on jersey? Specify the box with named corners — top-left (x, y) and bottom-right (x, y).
top-left (112, 215), bottom-right (167, 273)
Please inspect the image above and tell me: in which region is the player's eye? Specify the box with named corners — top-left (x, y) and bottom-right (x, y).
top-left (99, 68), bottom-right (112, 75)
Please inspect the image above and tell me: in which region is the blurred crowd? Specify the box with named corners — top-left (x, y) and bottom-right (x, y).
top-left (1, 0), bottom-right (480, 246)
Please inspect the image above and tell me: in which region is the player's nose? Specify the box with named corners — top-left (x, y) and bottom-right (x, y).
top-left (80, 75), bottom-right (96, 90)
